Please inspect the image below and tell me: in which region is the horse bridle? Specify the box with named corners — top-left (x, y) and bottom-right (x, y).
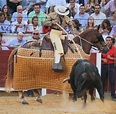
top-left (76, 34), bottom-right (106, 50)
top-left (77, 35), bottom-right (93, 47)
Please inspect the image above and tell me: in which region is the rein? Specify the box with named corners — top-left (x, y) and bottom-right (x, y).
top-left (73, 29), bottom-right (107, 51)
top-left (71, 25), bottom-right (95, 47)
top-left (76, 35), bottom-right (94, 46)
top-left (76, 35), bottom-right (100, 51)
top-left (69, 25), bottom-right (101, 51)
top-left (56, 23), bottom-right (83, 58)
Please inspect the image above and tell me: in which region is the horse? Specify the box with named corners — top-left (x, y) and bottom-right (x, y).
top-left (5, 41), bottom-right (43, 104)
top-left (72, 29), bottom-right (108, 54)
top-left (5, 29), bottom-right (108, 104)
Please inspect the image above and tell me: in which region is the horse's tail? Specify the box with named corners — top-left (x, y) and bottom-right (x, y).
top-left (5, 48), bottom-right (18, 93)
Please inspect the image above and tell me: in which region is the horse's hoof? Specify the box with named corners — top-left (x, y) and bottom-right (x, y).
top-left (36, 97), bottom-right (42, 103)
top-left (21, 99), bottom-right (29, 104)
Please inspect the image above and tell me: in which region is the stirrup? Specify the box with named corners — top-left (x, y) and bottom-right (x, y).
top-left (52, 63), bottom-right (64, 72)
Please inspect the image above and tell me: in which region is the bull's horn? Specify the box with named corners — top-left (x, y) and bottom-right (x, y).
top-left (63, 77), bottom-right (70, 83)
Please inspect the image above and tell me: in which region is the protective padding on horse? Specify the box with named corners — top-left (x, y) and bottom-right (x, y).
top-left (13, 47), bottom-right (90, 92)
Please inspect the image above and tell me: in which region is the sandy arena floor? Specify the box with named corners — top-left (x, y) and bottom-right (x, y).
top-left (0, 91), bottom-right (116, 114)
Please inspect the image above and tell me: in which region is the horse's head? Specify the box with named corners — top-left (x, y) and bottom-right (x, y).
top-left (91, 29), bottom-right (108, 53)
top-left (74, 29), bottom-right (108, 54)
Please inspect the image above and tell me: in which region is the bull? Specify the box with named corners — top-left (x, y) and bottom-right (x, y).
top-left (63, 59), bottom-right (104, 107)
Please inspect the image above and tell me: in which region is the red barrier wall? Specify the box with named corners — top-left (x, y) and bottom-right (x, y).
top-left (0, 49), bottom-right (12, 87)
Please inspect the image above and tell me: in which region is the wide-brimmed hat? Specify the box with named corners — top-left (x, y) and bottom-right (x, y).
top-left (54, 6), bottom-right (69, 16)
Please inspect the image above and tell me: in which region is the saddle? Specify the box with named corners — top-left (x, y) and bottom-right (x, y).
top-left (42, 37), bottom-right (68, 54)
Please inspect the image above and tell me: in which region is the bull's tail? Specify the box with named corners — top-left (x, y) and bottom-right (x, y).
top-left (85, 64), bottom-right (104, 102)
top-left (5, 48), bottom-right (18, 93)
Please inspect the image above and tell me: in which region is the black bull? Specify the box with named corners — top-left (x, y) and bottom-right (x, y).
top-left (67, 59), bottom-right (104, 106)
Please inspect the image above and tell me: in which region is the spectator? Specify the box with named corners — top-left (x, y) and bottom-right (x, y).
top-left (31, 30), bottom-right (42, 42)
top-left (68, 19), bottom-right (81, 40)
top-left (100, 0), bottom-right (110, 13)
top-left (27, 30), bottom-right (43, 48)
top-left (85, 0), bottom-right (98, 15)
top-left (28, 3), bottom-right (46, 26)
top-left (1, 5), bottom-right (11, 21)
top-left (9, 32), bottom-right (26, 47)
top-left (45, 0), bottom-right (67, 14)
top-left (74, 5), bottom-right (89, 29)
top-left (108, 10), bottom-right (116, 26)
top-left (20, 0), bottom-right (27, 7)
top-left (27, 16), bottom-right (43, 33)
top-left (109, 25), bottom-right (116, 38)
top-left (67, 0), bottom-right (80, 18)
top-left (0, 0), bottom-right (7, 9)
top-left (7, 0), bottom-right (22, 14)
top-left (36, 0), bottom-right (47, 13)
top-left (90, 4), bottom-right (106, 27)
top-left (11, 13), bottom-right (27, 33)
top-left (104, 0), bottom-right (116, 17)
top-left (98, 0), bottom-right (102, 4)
top-left (22, 0), bottom-right (47, 14)
top-left (86, 16), bottom-right (95, 29)
top-left (0, 12), bottom-right (11, 33)
top-left (22, 0), bottom-right (36, 10)
top-left (101, 36), bottom-right (116, 101)
top-left (0, 32), bottom-right (9, 50)
top-left (77, 0), bottom-right (88, 5)
top-left (11, 5), bottom-right (28, 22)
top-left (70, 19), bottom-right (81, 35)
top-left (88, 16), bottom-right (99, 53)
top-left (98, 19), bottom-right (112, 40)
top-left (21, 0), bottom-right (36, 15)
top-left (66, 0), bottom-right (69, 3)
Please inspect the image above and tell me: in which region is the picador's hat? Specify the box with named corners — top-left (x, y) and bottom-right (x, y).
top-left (54, 6), bottom-right (69, 16)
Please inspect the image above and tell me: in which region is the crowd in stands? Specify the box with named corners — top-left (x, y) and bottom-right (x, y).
top-left (0, 0), bottom-right (116, 100)
top-left (0, 0), bottom-right (115, 39)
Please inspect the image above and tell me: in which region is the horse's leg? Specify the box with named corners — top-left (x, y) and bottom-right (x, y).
top-left (18, 91), bottom-right (28, 104)
top-left (33, 89), bottom-right (42, 103)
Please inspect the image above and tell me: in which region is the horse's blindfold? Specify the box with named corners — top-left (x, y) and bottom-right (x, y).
top-left (94, 35), bottom-right (104, 43)
top-left (97, 35), bottom-right (104, 42)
